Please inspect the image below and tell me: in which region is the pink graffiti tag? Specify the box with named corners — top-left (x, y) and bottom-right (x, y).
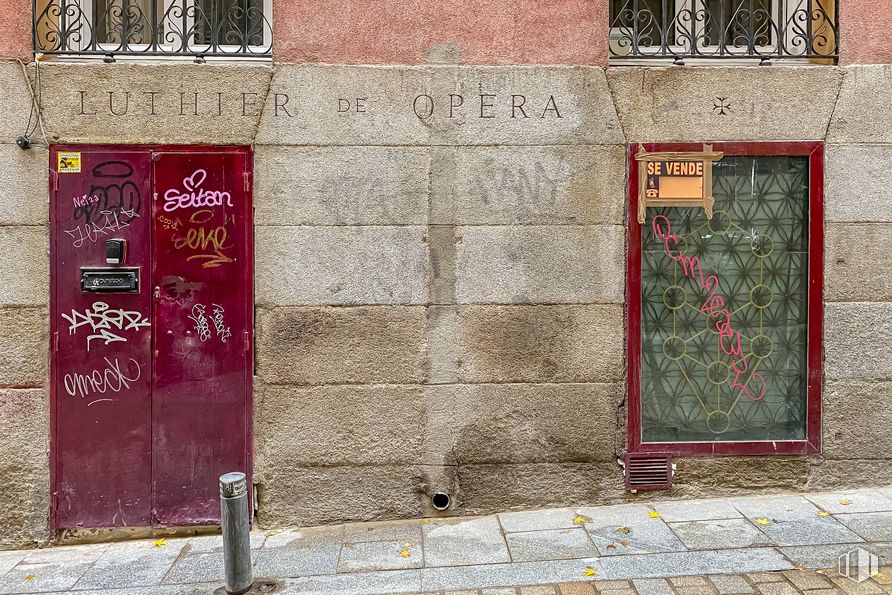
top-left (163, 169), bottom-right (233, 212)
top-left (651, 215), bottom-right (767, 401)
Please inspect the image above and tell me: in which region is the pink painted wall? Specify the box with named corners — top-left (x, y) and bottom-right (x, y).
top-left (840, 0), bottom-right (892, 65)
top-left (274, 0), bottom-right (608, 65)
top-left (0, 0), bottom-right (31, 60)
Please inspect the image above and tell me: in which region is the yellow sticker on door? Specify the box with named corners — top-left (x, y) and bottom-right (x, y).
top-left (58, 152), bottom-right (81, 173)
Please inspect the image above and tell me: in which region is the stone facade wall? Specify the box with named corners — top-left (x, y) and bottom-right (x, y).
top-left (1, 56), bottom-right (892, 547)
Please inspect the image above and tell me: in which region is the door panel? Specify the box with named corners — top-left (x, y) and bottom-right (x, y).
top-left (52, 151), bottom-right (153, 528)
top-left (150, 151), bottom-right (252, 525)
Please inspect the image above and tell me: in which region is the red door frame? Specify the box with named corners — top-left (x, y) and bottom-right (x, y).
top-left (49, 144), bottom-right (254, 531)
top-left (626, 141), bottom-right (824, 456)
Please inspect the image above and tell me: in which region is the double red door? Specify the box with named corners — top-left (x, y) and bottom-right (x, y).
top-left (50, 146), bottom-right (253, 528)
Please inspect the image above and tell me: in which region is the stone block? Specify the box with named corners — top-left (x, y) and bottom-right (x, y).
top-left (455, 226), bottom-right (624, 304)
top-left (824, 302), bottom-right (892, 381)
top-left (0, 227), bottom-right (47, 306)
top-left (807, 459), bottom-right (892, 490)
top-left (0, 146), bottom-right (48, 225)
top-left (826, 145), bottom-right (892, 223)
top-left (257, 65), bottom-right (623, 146)
top-left (255, 226), bottom-right (429, 306)
top-left (670, 457), bottom-right (810, 496)
top-left (38, 63), bottom-right (273, 144)
top-left (829, 65), bottom-right (892, 143)
top-left (431, 145), bottom-right (626, 226)
top-left (254, 464), bottom-right (423, 528)
top-left (0, 62), bottom-right (32, 142)
top-left (608, 67), bottom-right (842, 142)
top-left (455, 305), bottom-right (624, 383)
top-left (824, 381), bottom-right (892, 459)
top-left (423, 383), bottom-right (620, 465)
top-left (255, 384), bottom-right (424, 466)
top-left (825, 224), bottom-right (892, 301)
top-left (0, 389), bottom-right (49, 548)
top-left (256, 306), bottom-right (427, 384)
top-left (254, 146), bottom-right (430, 226)
top-left (422, 517), bottom-right (510, 567)
top-left (457, 463), bottom-right (627, 516)
top-left (0, 307), bottom-right (48, 386)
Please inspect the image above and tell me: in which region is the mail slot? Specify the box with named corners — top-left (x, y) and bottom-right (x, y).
top-left (81, 268), bottom-right (139, 293)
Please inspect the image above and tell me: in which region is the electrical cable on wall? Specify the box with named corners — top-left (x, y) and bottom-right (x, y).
top-left (16, 55), bottom-right (49, 150)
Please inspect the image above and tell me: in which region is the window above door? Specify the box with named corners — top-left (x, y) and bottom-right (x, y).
top-left (34, 0), bottom-right (272, 59)
top-left (609, 0), bottom-right (838, 64)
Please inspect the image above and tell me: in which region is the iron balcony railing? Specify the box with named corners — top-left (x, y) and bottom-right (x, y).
top-left (609, 0), bottom-right (838, 62)
top-left (34, 0), bottom-right (272, 58)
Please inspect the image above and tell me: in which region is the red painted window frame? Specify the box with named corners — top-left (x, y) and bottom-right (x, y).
top-left (626, 142), bottom-right (824, 456)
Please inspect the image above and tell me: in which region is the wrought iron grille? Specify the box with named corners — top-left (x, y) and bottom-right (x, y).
top-left (34, 0), bottom-right (272, 58)
top-left (609, 0), bottom-right (838, 61)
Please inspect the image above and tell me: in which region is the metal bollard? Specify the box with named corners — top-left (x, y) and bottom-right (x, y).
top-left (220, 472), bottom-right (252, 595)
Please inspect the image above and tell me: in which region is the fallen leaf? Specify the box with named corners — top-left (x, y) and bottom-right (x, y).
top-left (421, 519), bottom-right (432, 525)
top-left (24, 575), bottom-right (35, 581)
top-left (648, 511), bottom-right (661, 518)
top-left (399, 549), bottom-right (411, 558)
top-left (817, 511), bottom-right (830, 517)
top-left (572, 515), bottom-right (591, 525)
top-left (840, 500), bottom-right (851, 506)
top-left (616, 526), bottom-right (631, 534)
top-left (795, 564), bottom-right (806, 571)
top-left (620, 539), bottom-right (630, 547)
top-left (754, 518), bottom-right (772, 525)
top-left (403, 542), bottom-right (413, 548)
top-left (606, 543), bottom-right (616, 549)
top-left (153, 538), bottom-right (167, 547)
top-left (265, 530), bottom-right (280, 536)
top-left (584, 566), bottom-right (597, 577)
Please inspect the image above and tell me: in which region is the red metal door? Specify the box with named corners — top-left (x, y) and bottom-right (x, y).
top-left (151, 151), bottom-right (252, 525)
top-left (51, 146), bottom-right (253, 530)
top-left (51, 151), bottom-right (154, 528)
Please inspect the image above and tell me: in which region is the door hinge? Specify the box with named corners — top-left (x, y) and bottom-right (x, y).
top-left (50, 169), bottom-right (59, 191)
top-left (53, 331), bottom-right (59, 352)
top-left (153, 191), bottom-right (158, 202)
top-left (243, 330), bottom-right (250, 354)
top-left (243, 171), bottom-right (250, 193)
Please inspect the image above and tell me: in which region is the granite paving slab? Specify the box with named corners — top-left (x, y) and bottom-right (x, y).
top-left (0, 544), bottom-right (109, 595)
top-left (668, 519), bottom-right (773, 550)
top-left (0, 552), bottom-right (28, 581)
top-left (423, 517), bottom-right (510, 568)
top-left (652, 499), bottom-right (744, 523)
top-left (421, 558), bottom-right (603, 591)
top-left (67, 582), bottom-right (221, 594)
top-left (779, 543), bottom-right (891, 569)
top-left (285, 568), bottom-right (422, 594)
top-left (498, 508), bottom-right (578, 533)
top-left (343, 519), bottom-right (423, 544)
top-left (806, 492), bottom-right (892, 514)
top-left (598, 547), bottom-right (794, 580)
top-left (505, 528), bottom-right (598, 563)
top-left (730, 495), bottom-right (821, 521)
top-left (833, 512), bottom-right (892, 542)
top-left (72, 539), bottom-right (184, 591)
top-left (181, 531), bottom-right (267, 554)
top-left (161, 551), bottom-right (226, 585)
top-left (754, 516), bottom-right (865, 547)
top-left (253, 529), bottom-right (342, 578)
top-left (337, 540), bottom-right (422, 572)
top-left (581, 507), bottom-right (686, 556)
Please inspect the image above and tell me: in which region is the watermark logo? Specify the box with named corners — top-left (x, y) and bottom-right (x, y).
top-left (839, 547), bottom-right (880, 583)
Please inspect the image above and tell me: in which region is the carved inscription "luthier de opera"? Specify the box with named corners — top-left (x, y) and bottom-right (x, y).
top-left (74, 90), bottom-right (564, 120)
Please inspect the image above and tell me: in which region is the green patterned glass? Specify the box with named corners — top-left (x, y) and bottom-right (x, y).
top-left (640, 156), bottom-right (809, 443)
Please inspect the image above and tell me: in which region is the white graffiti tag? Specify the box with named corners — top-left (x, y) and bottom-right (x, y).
top-left (211, 303), bottom-right (232, 343)
top-left (64, 209), bottom-right (139, 248)
top-left (61, 301), bottom-right (151, 350)
top-left (63, 357), bottom-right (142, 402)
top-left (163, 169), bottom-right (233, 212)
top-left (188, 303), bottom-right (231, 343)
top-left (189, 304), bottom-right (213, 341)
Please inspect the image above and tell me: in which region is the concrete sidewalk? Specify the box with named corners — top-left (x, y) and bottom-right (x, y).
top-left (1, 486), bottom-right (891, 594)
